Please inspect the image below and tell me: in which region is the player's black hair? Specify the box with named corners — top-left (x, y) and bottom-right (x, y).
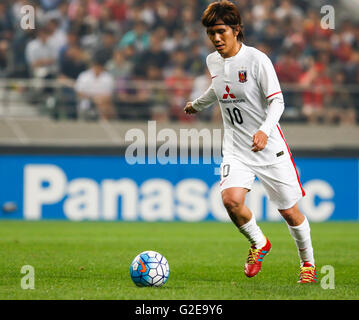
top-left (201, 0), bottom-right (244, 41)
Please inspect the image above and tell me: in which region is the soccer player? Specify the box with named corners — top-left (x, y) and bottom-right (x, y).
top-left (184, 1), bottom-right (317, 283)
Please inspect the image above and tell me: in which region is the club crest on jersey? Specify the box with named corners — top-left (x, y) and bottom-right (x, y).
top-left (238, 70), bottom-right (247, 83)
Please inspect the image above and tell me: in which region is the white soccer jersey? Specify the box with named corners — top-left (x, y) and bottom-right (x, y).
top-left (193, 43), bottom-right (290, 166)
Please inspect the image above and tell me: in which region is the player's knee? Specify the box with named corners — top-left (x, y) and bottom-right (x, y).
top-left (222, 195), bottom-right (245, 213)
top-left (279, 210), bottom-right (292, 222)
top-left (278, 204), bottom-right (303, 225)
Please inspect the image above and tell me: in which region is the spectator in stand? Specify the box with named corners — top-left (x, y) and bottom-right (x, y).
top-left (118, 20), bottom-right (150, 52)
top-left (95, 29), bottom-right (117, 63)
top-left (327, 70), bottom-right (356, 125)
top-left (115, 70), bottom-right (151, 120)
top-left (75, 51), bottom-right (116, 120)
top-left (146, 65), bottom-right (168, 123)
top-left (59, 41), bottom-right (89, 81)
top-left (165, 66), bottom-right (193, 122)
top-left (44, 1), bottom-right (70, 31)
top-left (185, 43), bottom-right (206, 76)
top-left (332, 25), bottom-right (355, 64)
top-left (0, 40), bottom-right (9, 77)
top-left (0, 2), bottom-right (13, 43)
top-left (67, 4), bottom-right (93, 40)
top-left (56, 41), bottom-right (89, 120)
top-left (25, 26), bottom-right (59, 79)
top-left (133, 33), bottom-right (168, 78)
top-left (138, 1), bottom-right (157, 28)
top-left (251, 0), bottom-right (274, 34)
top-left (105, 0), bottom-right (128, 25)
top-left (181, 6), bottom-right (201, 40)
top-left (96, 4), bottom-right (120, 34)
top-left (299, 59), bottom-right (333, 124)
top-left (275, 48), bottom-right (303, 108)
top-left (106, 49), bottom-right (133, 81)
top-left (164, 48), bottom-right (188, 77)
top-left (59, 30), bottom-right (79, 62)
top-left (8, 27), bottom-right (35, 78)
top-left (156, 4), bottom-right (182, 36)
top-left (162, 29), bottom-right (188, 53)
top-left (47, 17), bottom-right (68, 55)
top-left (0, 2), bottom-right (13, 77)
top-left (256, 20), bottom-right (283, 58)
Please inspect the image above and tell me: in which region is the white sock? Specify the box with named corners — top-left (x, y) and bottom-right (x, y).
top-left (238, 215), bottom-right (267, 249)
top-left (287, 216), bottom-right (315, 266)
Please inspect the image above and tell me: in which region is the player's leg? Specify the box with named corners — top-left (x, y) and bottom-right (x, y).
top-left (220, 161), bottom-right (266, 247)
top-left (222, 187), bottom-right (266, 247)
top-left (221, 187), bottom-right (271, 278)
top-left (219, 160), bottom-right (271, 277)
top-left (221, 187), bottom-right (251, 225)
top-left (279, 203), bottom-right (315, 264)
top-left (279, 204), bottom-right (317, 283)
top-left (255, 160), bottom-right (317, 283)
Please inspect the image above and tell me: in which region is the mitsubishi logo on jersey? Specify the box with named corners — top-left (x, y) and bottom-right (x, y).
top-left (223, 85), bottom-right (236, 99)
top-left (220, 86), bottom-right (244, 104)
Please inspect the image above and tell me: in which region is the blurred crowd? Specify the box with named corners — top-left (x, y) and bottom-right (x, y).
top-left (0, 0), bottom-right (359, 124)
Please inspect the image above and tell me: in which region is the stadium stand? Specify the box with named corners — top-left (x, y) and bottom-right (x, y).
top-left (0, 0), bottom-right (359, 132)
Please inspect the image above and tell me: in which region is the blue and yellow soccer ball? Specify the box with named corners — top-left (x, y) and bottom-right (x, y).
top-left (130, 251), bottom-right (170, 287)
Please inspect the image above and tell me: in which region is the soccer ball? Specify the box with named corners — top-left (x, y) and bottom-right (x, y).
top-left (130, 250), bottom-right (170, 287)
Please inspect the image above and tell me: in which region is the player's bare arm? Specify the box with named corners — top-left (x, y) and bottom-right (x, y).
top-left (184, 102), bottom-right (198, 114)
top-left (251, 130), bottom-right (268, 152)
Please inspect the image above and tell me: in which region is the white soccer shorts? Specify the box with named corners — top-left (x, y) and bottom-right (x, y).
top-left (219, 157), bottom-right (305, 210)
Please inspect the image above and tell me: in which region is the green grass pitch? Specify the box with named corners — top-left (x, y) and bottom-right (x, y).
top-left (1, 221), bottom-right (358, 300)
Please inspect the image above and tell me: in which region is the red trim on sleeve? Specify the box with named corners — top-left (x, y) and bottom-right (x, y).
top-left (277, 125), bottom-right (306, 197)
top-left (266, 91), bottom-right (282, 99)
